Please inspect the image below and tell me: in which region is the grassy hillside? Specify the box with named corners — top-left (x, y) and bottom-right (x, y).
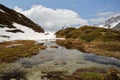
top-left (56, 26), bottom-right (120, 42)
top-left (56, 26), bottom-right (120, 59)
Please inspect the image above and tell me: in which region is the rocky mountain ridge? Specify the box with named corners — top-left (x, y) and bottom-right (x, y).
top-left (0, 4), bottom-right (44, 33)
top-left (98, 15), bottom-right (120, 31)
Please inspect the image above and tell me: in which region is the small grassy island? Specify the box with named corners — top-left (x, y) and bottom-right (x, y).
top-left (56, 26), bottom-right (120, 59)
top-left (0, 40), bottom-right (46, 63)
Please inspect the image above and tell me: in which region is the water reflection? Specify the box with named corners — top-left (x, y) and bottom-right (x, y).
top-left (84, 54), bottom-right (120, 67)
top-left (18, 42), bottom-right (120, 70)
top-left (1, 41), bottom-right (120, 80)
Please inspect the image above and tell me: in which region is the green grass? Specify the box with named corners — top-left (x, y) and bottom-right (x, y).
top-left (0, 40), bottom-right (46, 63)
top-left (79, 72), bottom-right (102, 80)
top-left (56, 27), bottom-right (76, 38)
top-left (42, 67), bottom-right (120, 80)
top-left (56, 26), bottom-right (120, 42)
top-left (56, 26), bottom-right (120, 59)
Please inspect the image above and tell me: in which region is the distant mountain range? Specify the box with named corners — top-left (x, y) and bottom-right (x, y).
top-left (98, 15), bottom-right (120, 31)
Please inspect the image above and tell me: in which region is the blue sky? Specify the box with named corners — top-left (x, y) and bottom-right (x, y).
top-left (0, 0), bottom-right (120, 19)
top-left (0, 0), bottom-right (120, 31)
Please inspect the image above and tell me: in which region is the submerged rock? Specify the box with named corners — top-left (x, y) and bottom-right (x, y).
top-left (41, 71), bottom-right (66, 80)
top-left (0, 63), bottom-right (27, 80)
top-left (50, 45), bottom-right (58, 48)
top-left (54, 61), bottom-right (67, 66)
top-left (35, 42), bottom-right (44, 45)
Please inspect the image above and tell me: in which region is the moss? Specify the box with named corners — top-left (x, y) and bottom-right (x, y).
top-left (79, 72), bottom-right (103, 80)
top-left (42, 67), bottom-right (120, 80)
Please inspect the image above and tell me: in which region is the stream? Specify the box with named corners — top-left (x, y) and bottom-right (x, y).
top-left (0, 41), bottom-right (120, 80)
top-left (19, 41), bottom-right (120, 71)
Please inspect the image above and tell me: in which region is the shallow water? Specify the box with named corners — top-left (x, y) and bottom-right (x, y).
top-left (1, 41), bottom-right (120, 80)
top-left (19, 42), bottom-right (120, 71)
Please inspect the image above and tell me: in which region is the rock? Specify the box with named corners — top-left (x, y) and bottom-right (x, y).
top-left (35, 42), bottom-right (44, 45)
top-left (6, 44), bottom-right (23, 48)
top-left (40, 46), bottom-right (47, 49)
top-left (50, 46), bottom-right (58, 48)
top-left (44, 33), bottom-right (49, 35)
top-left (54, 61), bottom-right (67, 65)
top-left (10, 78), bottom-right (16, 80)
top-left (41, 71), bottom-right (65, 79)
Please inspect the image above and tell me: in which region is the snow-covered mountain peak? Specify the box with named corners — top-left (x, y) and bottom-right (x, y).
top-left (104, 15), bottom-right (120, 27)
top-left (98, 15), bottom-right (120, 31)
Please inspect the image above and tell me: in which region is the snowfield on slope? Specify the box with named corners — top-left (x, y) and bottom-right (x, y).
top-left (0, 23), bottom-right (57, 42)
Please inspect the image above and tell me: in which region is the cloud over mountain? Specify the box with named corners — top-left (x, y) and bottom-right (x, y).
top-left (14, 5), bottom-right (88, 31)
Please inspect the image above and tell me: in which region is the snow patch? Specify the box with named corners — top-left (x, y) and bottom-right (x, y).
top-left (0, 23), bottom-right (56, 42)
top-left (98, 21), bottom-right (120, 29)
top-left (0, 24), bottom-right (7, 27)
top-left (98, 24), bottom-right (104, 28)
top-left (110, 21), bottom-right (120, 28)
top-left (0, 9), bottom-right (5, 13)
top-left (18, 14), bottom-right (22, 18)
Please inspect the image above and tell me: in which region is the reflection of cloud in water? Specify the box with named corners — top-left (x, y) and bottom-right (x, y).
top-left (19, 52), bottom-right (54, 67)
top-left (84, 54), bottom-right (120, 67)
top-left (18, 42), bottom-right (120, 70)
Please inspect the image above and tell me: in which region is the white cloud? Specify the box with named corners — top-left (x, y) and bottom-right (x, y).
top-left (14, 5), bottom-right (88, 31)
top-left (90, 17), bottom-right (106, 23)
top-left (97, 12), bottom-right (115, 16)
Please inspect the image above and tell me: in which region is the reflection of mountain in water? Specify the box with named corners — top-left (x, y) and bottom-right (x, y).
top-left (84, 54), bottom-right (120, 67)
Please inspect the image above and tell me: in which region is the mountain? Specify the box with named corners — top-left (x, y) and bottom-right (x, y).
top-left (0, 4), bottom-right (44, 32)
top-left (98, 15), bottom-right (120, 31)
top-left (113, 21), bottom-right (120, 31)
top-left (0, 4), bottom-right (56, 42)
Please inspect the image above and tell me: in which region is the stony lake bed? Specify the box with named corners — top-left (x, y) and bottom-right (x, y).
top-left (0, 40), bottom-right (120, 80)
